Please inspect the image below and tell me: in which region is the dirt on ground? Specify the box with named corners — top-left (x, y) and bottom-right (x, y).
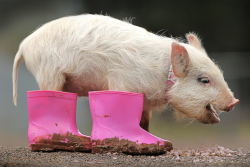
top-left (0, 145), bottom-right (249, 167)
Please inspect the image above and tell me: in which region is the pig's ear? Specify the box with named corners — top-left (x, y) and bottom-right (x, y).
top-left (171, 42), bottom-right (189, 78)
top-left (186, 33), bottom-right (204, 52)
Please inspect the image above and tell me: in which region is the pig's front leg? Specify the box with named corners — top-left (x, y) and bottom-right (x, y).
top-left (140, 110), bottom-right (152, 132)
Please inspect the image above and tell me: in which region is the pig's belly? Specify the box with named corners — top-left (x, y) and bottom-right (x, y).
top-left (62, 75), bottom-right (108, 96)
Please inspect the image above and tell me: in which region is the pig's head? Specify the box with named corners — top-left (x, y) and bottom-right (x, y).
top-left (168, 33), bottom-right (239, 124)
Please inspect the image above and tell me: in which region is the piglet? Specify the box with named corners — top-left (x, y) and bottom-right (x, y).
top-left (13, 14), bottom-right (239, 131)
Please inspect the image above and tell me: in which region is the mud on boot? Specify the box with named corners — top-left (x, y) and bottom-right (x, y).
top-left (92, 138), bottom-right (172, 155)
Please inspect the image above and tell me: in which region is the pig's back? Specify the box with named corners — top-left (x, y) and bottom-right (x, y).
top-left (20, 14), bottom-right (172, 74)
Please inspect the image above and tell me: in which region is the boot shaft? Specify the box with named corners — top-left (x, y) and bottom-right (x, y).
top-left (89, 91), bottom-right (144, 126)
top-left (27, 90), bottom-right (78, 134)
top-left (89, 91), bottom-right (144, 141)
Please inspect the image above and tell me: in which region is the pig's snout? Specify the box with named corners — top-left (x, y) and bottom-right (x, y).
top-left (224, 98), bottom-right (239, 112)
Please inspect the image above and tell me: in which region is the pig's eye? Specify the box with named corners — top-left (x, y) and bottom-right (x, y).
top-left (198, 77), bottom-right (210, 84)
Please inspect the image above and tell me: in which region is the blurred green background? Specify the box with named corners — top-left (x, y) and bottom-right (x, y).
top-left (0, 0), bottom-right (249, 149)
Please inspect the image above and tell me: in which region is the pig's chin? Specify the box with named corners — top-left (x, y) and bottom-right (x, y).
top-left (203, 103), bottom-right (220, 124)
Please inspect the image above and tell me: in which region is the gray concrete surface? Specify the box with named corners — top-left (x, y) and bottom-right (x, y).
top-left (0, 146), bottom-right (249, 167)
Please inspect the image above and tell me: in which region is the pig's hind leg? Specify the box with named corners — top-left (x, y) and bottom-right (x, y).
top-left (140, 110), bottom-right (152, 132)
top-left (36, 69), bottom-right (66, 91)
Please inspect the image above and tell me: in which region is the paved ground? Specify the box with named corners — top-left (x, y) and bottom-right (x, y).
top-left (0, 146), bottom-right (249, 167)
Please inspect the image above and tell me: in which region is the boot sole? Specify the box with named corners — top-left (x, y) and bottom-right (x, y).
top-left (91, 138), bottom-right (173, 155)
top-left (30, 132), bottom-right (92, 152)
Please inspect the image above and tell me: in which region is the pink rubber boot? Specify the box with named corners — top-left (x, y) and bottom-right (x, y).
top-left (27, 90), bottom-right (91, 152)
top-left (89, 91), bottom-right (173, 154)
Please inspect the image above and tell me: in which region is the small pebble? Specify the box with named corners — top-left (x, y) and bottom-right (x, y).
top-left (175, 156), bottom-right (181, 162)
top-left (127, 155), bottom-right (132, 158)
